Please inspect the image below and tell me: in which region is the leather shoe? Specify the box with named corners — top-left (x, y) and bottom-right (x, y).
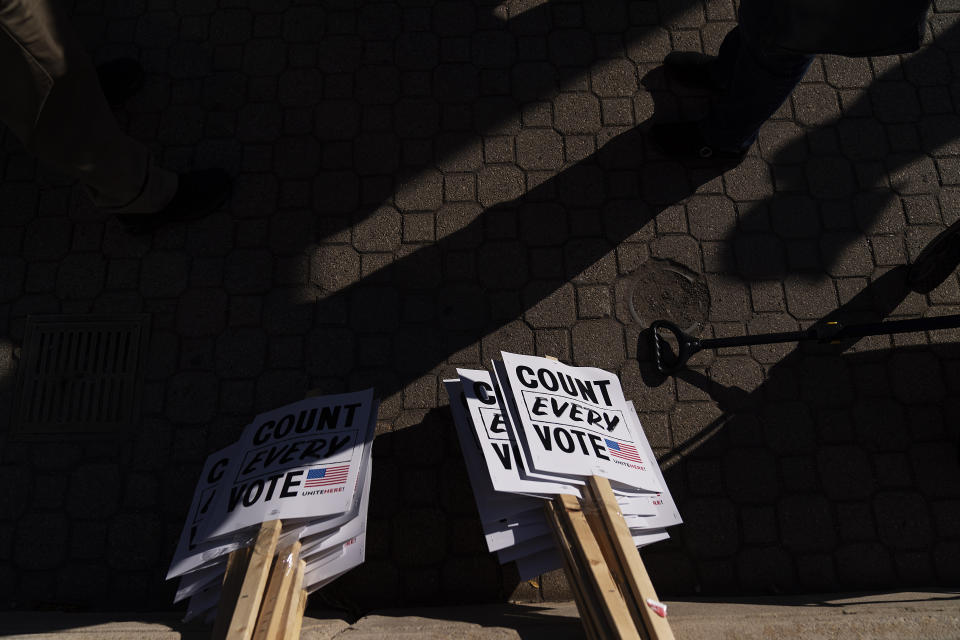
top-left (97, 58), bottom-right (145, 106)
top-left (663, 51), bottom-right (727, 92)
top-left (650, 122), bottom-right (747, 161)
top-left (117, 168), bottom-right (232, 234)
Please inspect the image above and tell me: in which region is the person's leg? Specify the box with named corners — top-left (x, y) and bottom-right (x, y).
top-left (662, 26), bottom-right (741, 92)
top-left (710, 26), bottom-right (742, 89)
top-left (0, 0), bottom-right (177, 213)
top-left (699, 31), bottom-right (813, 151)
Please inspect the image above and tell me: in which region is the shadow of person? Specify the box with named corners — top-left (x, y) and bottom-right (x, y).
top-left (632, 266), bottom-right (960, 595)
top-left (636, 18), bottom-right (960, 283)
top-left (265, 0), bottom-right (712, 243)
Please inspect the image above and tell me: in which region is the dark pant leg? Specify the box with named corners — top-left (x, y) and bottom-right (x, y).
top-left (0, 0), bottom-right (177, 213)
top-left (710, 25), bottom-right (742, 88)
top-left (700, 29), bottom-right (813, 151)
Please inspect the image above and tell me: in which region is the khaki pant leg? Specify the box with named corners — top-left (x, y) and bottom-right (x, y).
top-left (0, 0), bottom-right (176, 213)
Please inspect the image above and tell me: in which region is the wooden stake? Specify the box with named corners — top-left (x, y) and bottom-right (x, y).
top-left (544, 500), bottom-right (603, 640)
top-left (555, 493), bottom-right (641, 640)
top-left (522, 359), bottom-right (669, 640)
top-left (288, 588), bottom-right (308, 640)
top-left (280, 561), bottom-right (308, 640)
top-left (275, 559), bottom-right (304, 638)
top-left (587, 476), bottom-right (675, 640)
top-left (212, 545), bottom-right (253, 638)
top-left (211, 519), bottom-right (282, 640)
top-left (252, 540), bottom-right (302, 640)
top-left (582, 484), bottom-right (649, 640)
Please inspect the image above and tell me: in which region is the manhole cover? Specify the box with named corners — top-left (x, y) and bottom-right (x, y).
top-left (627, 259), bottom-right (709, 333)
top-left (12, 315), bottom-right (149, 436)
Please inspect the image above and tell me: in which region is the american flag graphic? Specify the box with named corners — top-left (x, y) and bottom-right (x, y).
top-left (605, 439), bottom-right (642, 463)
top-left (304, 465), bottom-right (350, 487)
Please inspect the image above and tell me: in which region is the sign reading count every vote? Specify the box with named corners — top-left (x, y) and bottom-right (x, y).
top-left (199, 390), bottom-right (374, 542)
top-left (446, 352), bottom-right (682, 582)
top-left (498, 352), bottom-right (663, 491)
top-left (166, 389), bottom-right (378, 623)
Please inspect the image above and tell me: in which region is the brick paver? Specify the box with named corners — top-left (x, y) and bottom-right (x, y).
top-left (0, 0), bottom-right (959, 612)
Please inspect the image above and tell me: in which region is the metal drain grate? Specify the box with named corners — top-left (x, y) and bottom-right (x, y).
top-left (12, 315), bottom-right (149, 436)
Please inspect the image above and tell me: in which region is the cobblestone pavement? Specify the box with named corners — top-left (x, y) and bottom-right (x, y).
top-left (2, 593), bottom-right (960, 638)
top-left (0, 0), bottom-right (959, 613)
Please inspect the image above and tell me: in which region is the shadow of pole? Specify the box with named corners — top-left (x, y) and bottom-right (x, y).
top-left (286, 114), bottom-right (728, 412)
top-left (633, 265), bottom-right (960, 594)
top-left (303, 0), bottom-right (713, 243)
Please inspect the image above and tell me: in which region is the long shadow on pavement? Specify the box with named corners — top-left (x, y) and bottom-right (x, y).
top-left (714, 18), bottom-right (960, 281)
top-left (259, 105), bottom-right (728, 413)
top-left (635, 266), bottom-right (960, 594)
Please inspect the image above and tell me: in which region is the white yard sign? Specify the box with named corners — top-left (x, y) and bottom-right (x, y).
top-left (456, 370), bottom-right (581, 498)
top-left (167, 444), bottom-right (245, 579)
top-left (301, 463), bottom-right (371, 560)
top-left (496, 353), bottom-right (663, 491)
top-left (305, 533), bottom-right (366, 593)
top-left (625, 402), bottom-right (682, 528)
top-left (199, 390), bottom-right (375, 541)
top-left (445, 378), bottom-right (543, 518)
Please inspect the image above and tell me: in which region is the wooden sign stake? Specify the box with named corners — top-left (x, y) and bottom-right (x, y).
top-left (556, 493), bottom-right (642, 640)
top-left (538, 357), bottom-right (674, 640)
top-left (212, 519), bottom-right (282, 640)
top-left (547, 486), bottom-right (676, 640)
top-left (210, 524), bottom-right (312, 640)
top-left (252, 540), bottom-right (302, 640)
top-left (282, 568), bottom-right (308, 640)
top-left (212, 389), bottom-right (337, 640)
top-left (587, 476), bottom-right (674, 640)
top-left (544, 499), bottom-right (603, 640)
top-left (580, 491), bottom-right (648, 639)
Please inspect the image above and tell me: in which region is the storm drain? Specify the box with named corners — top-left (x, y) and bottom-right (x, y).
top-left (627, 259), bottom-right (710, 333)
top-left (12, 315), bottom-right (149, 436)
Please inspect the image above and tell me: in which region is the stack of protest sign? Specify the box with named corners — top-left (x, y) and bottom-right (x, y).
top-left (445, 353), bottom-right (681, 640)
top-left (166, 390), bottom-right (377, 637)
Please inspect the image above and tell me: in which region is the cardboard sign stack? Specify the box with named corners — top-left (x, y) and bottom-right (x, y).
top-left (445, 352), bottom-right (682, 640)
top-left (166, 390), bottom-right (377, 639)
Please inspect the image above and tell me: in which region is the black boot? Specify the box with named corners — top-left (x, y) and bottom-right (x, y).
top-left (117, 169), bottom-right (233, 234)
top-left (96, 58), bottom-right (145, 106)
top-left (663, 51), bottom-right (727, 92)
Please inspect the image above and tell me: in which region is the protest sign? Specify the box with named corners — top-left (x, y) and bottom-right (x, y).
top-left (185, 581), bottom-right (221, 623)
top-left (624, 402), bottom-right (683, 530)
top-left (495, 354), bottom-right (663, 491)
top-left (167, 444), bottom-right (245, 580)
top-left (496, 534), bottom-right (554, 563)
top-left (446, 377), bottom-right (563, 576)
top-left (170, 390), bottom-right (378, 632)
top-left (446, 378), bottom-right (547, 519)
top-left (480, 513), bottom-right (551, 552)
top-left (514, 548), bottom-right (564, 581)
top-left (630, 528), bottom-right (671, 547)
top-left (456, 370), bottom-right (580, 497)
top-left (455, 372), bottom-right (657, 527)
top-left (199, 390), bottom-right (375, 542)
top-left (301, 463), bottom-right (371, 559)
top-left (174, 562), bottom-right (225, 604)
top-left (305, 533), bottom-right (366, 593)
top-left (447, 353), bottom-right (683, 619)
